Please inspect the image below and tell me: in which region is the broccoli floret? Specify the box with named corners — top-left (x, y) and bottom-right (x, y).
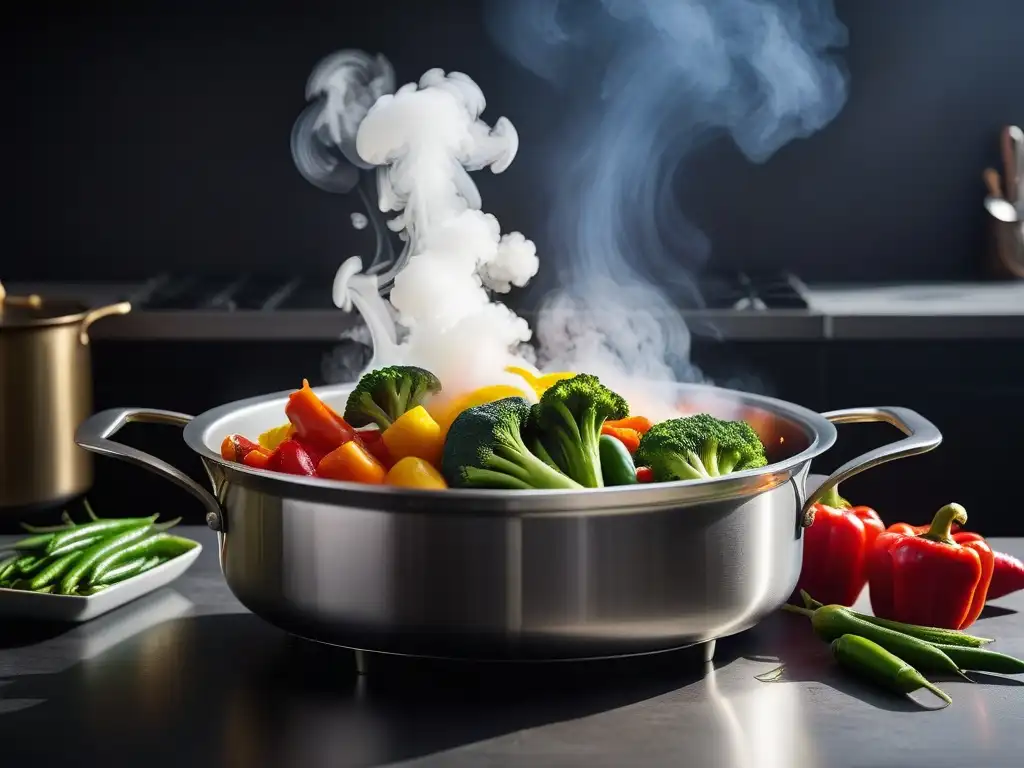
top-left (634, 413), bottom-right (768, 482)
top-left (442, 397), bottom-right (583, 490)
top-left (344, 365), bottom-right (442, 430)
top-left (530, 374), bottom-right (629, 488)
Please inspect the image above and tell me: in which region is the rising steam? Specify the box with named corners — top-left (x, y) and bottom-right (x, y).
top-left (485, 0), bottom-right (849, 414)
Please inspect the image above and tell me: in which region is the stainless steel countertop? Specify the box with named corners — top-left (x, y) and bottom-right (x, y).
top-left (7, 280), bottom-right (1024, 340)
top-left (1, 527), bottom-right (1022, 768)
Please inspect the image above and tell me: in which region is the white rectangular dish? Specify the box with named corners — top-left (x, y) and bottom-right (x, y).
top-left (0, 543), bottom-right (202, 623)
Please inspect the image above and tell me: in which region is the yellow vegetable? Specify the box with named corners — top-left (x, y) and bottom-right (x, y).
top-left (430, 384), bottom-right (531, 437)
top-left (505, 365), bottom-right (576, 397)
top-left (386, 456), bottom-right (448, 489)
top-left (258, 423), bottom-right (295, 451)
top-left (381, 406), bottom-right (445, 466)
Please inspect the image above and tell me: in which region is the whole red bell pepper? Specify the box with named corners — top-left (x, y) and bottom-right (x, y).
top-left (868, 503), bottom-right (994, 630)
top-left (793, 483), bottom-right (884, 607)
top-left (886, 522), bottom-right (1024, 601)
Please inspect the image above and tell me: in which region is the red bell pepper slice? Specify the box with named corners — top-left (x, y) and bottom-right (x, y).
top-left (356, 429), bottom-right (393, 468)
top-left (273, 438), bottom-right (318, 477)
top-left (794, 483), bottom-right (884, 607)
top-left (284, 379), bottom-right (355, 452)
top-left (868, 503), bottom-right (994, 630)
top-left (220, 434), bottom-right (266, 463)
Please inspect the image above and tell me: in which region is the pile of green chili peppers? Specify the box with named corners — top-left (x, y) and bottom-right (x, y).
top-left (0, 502), bottom-right (198, 596)
top-left (778, 590), bottom-right (1024, 708)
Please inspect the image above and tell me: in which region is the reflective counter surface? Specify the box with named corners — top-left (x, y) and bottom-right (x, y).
top-left (2, 528), bottom-right (1023, 768)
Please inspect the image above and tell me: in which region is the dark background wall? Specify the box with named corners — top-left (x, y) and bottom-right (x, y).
top-left (3, 0), bottom-right (1023, 285)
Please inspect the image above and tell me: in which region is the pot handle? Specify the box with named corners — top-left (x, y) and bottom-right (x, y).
top-left (75, 408), bottom-right (224, 529)
top-left (79, 301), bottom-right (132, 345)
top-left (801, 407), bottom-right (942, 527)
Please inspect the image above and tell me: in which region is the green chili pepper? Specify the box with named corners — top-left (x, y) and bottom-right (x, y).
top-left (926, 643), bottom-right (1024, 675)
top-left (58, 524), bottom-right (157, 594)
top-left (28, 551), bottom-right (83, 591)
top-left (88, 534), bottom-right (196, 584)
top-left (45, 516), bottom-right (157, 556)
top-left (599, 434), bottom-right (638, 487)
top-left (48, 535), bottom-right (106, 558)
top-left (831, 634), bottom-right (951, 707)
top-left (783, 604), bottom-right (972, 680)
top-left (12, 533), bottom-right (56, 551)
top-left (798, 590), bottom-right (993, 647)
top-left (0, 554), bottom-right (19, 583)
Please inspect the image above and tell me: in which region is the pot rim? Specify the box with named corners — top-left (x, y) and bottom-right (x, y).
top-left (182, 381), bottom-right (838, 514)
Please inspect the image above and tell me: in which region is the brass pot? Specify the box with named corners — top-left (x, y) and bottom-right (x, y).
top-left (0, 283), bottom-right (130, 510)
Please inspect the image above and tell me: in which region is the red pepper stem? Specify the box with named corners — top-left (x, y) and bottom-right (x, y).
top-left (816, 482), bottom-right (848, 509)
top-left (918, 503), bottom-right (969, 545)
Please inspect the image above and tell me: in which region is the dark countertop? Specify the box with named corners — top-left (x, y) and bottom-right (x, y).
top-left (2, 528), bottom-right (1023, 768)
top-left (8, 280), bottom-right (1024, 340)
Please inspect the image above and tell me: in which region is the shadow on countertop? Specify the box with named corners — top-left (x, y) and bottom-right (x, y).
top-left (0, 610), bottom-right (727, 768)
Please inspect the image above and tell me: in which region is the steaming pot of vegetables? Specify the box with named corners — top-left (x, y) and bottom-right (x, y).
top-left (74, 365), bottom-right (942, 662)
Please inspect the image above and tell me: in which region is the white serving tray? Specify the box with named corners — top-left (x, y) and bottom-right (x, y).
top-left (0, 543), bottom-right (202, 623)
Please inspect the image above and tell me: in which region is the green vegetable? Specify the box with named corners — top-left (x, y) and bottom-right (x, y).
top-left (27, 551), bottom-right (82, 591)
top-left (799, 590), bottom-right (993, 647)
top-left (442, 397), bottom-right (583, 490)
top-left (46, 516), bottom-right (157, 556)
top-left (783, 603), bottom-right (971, 680)
top-left (831, 634), bottom-right (952, 707)
top-left (58, 523), bottom-right (156, 594)
top-left (0, 554), bottom-right (19, 583)
top-left (634, 413), bottom-right (767, 482)
top-left (598, 434), bottom-right (638, 486)
top-left (48, 535), bottom-right (104, 558)
top-left (343, 365), bottom-right (442, 430)
top-left (927, 643), bottom-right (1024, 674)
top-left (530, 374), bottom-right (629, 488)
top-left (12, 533), bottom-right (56, 551)
top-left (95, 557), bottom-right (149, 585)
top-left (87, 533), bottom-right (197, 584)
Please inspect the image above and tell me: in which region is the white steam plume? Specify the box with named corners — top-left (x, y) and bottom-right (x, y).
top-left (485, 0), bottom-right (849, 417)
top-left (354, 69), bottom-right (541, 399)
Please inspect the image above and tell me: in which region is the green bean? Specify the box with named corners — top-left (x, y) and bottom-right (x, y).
top-left (88, 533), bottom-right (196, 584)
top-left (12, 533), bottom-right (56, 551)
top-left (58, 524), bottom-right (156, 594)
top-left (95, 557), bottom-right (148, 585)
top-left (48, 535), bottom-right (105, 558)
top-left (0, 554), bottom-right (18, 583)
top-left (20, 521), bottom-right (75, 534)
top-left (76, 585), bottom-right (110, 596)
top-left (46, 516), bottom-right (157, 555)
top-left (83, 499), bottom-right (100, 521)
top-left (33, 585), bottom-right (56, 594)
top-left (28, 551), bottom-right (82, 591)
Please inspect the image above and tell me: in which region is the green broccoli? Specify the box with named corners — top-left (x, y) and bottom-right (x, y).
top-left (343, 365), bottom-right (442, 430)
top-left (634, 413), bottom-right (768, 482)
top-left (530, 374), bottom-right (629, 488)
top-left (442, 397), bottom-right (583, 490)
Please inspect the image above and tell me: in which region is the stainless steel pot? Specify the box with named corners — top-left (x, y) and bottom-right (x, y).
top-left (74, 383), bottom-right (941, 662)
top-left (0, 284), bottom-right (131, 510)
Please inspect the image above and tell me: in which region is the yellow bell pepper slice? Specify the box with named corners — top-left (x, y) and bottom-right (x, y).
top-left (381, 406), bottom-right (445, 467)
top-left (258, 423), bottom-right (295, 451)
top-left (505, 365), bottom-right (576, 397)
top-left (385, 456), bottom-right (448, 489)
top-left (430, 384), bottom-right (532, 437)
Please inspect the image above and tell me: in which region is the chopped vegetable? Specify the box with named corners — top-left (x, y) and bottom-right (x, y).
top-left (794, 481), bottom-right (884, 607)
top-left (386, 457), bottom-right (448, 489)
top-left (258, 423), bottom-right (295, 451)
top-left (317, 440), bottom-right (387, 485)
top-left (273, 439), bottom-right (318, 477)
top-left (442, 397), bottom-right (582, 490)
top-left (635, 466), bottom-right (654, 483)
top-left (634, 413), bottom-right (767, 482)
top-left (430, 384), bottom-right (535, 437)
top-left (243, 450), bottom-right (273, 470)
top-left (604, 416), bottom-right (653, 434)
top-left (381, 405), bottom-right (445, 467)
top-left (505, 366), bottom-right (576, 397)
top-left (600, 425), bottom-right (641, 453)
top-left (357, 429), bottom-right (394, 468)
top-left (220, 434), bottom-right (268, 463)
top-left (598, 434), bottom-right (638, 487)
top-left (830, 634), bottom-right (951, 707)
top-left (344, 365), bottom-right (442, 430)
top-left (285, 379), bottom-right (355, 452)
top-left (531, 374), bottom-right (629, 488)
top-left (868, 503), bottom-right (994, 630)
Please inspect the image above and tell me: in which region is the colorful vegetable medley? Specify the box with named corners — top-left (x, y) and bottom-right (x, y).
top-left (220, 366), bottom-right (770, 491)
top-left (0, 502), bottom-right (198, 595)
